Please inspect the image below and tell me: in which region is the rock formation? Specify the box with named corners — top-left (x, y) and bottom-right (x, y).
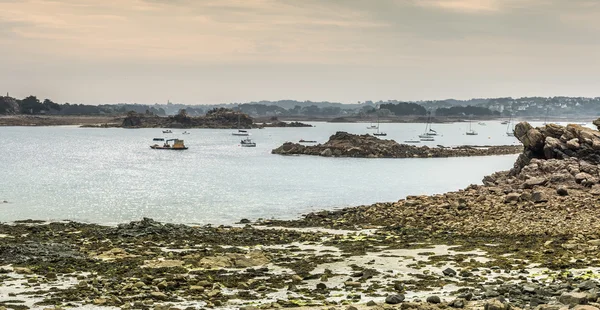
top-left (272, 131), bottom-right (522, 158)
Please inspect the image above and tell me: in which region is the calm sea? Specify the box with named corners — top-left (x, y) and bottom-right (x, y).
top-left (0, 120), bottom-right (555, 225)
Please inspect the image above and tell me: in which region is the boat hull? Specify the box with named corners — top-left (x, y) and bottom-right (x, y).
top-left (150, 146), bottom-right (188, 150)
top-left (232, 133), bottom-right (249, 136)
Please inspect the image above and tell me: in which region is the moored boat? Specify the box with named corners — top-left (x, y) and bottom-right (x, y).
top-left (150, 139), bottom-right (188, 150)
top-left (240, 138), bottom-right (256, 147)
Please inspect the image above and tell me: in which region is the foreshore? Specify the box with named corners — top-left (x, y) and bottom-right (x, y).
top-left (3, 121), bottom-right (600, 310)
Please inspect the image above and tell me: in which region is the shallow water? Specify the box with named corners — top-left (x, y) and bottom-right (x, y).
top-left (0, 120), bottom-right (549, 225)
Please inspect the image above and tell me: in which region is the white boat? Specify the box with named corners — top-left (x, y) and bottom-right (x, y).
top-left (404, 140), bottom-right (420, 143)
top-left (232, 115), bottom-right (249, 136)
top-left (466, 120), bottom-right (478, 136)
top-left (182, 131), bottom-right (190, 135)
top-left (367, 123), bottom-right (378, 129)
top-left (478, 122), bottom-right (486, 126)
top-left (240, 138), bottom-right (256, 147)
top-left (506, 115), bottom-right (515, 137)
top-left (419, 113), bottom-right (437, 139)
top-left (372, 113), bottom-right (387, 136)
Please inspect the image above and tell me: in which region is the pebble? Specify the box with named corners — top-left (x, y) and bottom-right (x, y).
top-left (385, 294), bottom-right (405, 304)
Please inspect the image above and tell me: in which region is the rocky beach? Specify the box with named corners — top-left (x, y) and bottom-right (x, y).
top-left (271, 132), bottom-right (522, 158)
top-left (4, 121), bottom-right (600, 310)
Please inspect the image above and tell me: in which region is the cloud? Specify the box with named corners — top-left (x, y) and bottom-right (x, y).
top-left (414, 0), bottom-right (500, 13)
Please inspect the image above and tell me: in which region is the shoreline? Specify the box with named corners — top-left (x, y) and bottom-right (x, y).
top-left (1, 114), bottom-right (592, 127)
top-left (3, 122), bottom-right (600, 310)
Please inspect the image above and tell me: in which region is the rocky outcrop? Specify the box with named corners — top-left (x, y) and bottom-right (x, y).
top-left (272, 131), bottom-right (522, 158)
top-left (512, 122), bottom-right (600, 174)
top-left (121, 108), bottom-right (253, 129)
top-left (260, 121), bottom-right (313, 127)
top-left (265, 121), bottom-right (600, 237)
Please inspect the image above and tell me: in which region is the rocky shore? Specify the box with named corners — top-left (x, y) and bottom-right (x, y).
top-left (5, 121), bottom-right (600, 310)
top-left (272, 132), bottom-right (522, 158)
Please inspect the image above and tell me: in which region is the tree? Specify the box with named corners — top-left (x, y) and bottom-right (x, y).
top-left (20, 96), bottom-right (46, 114)
top-left (43, 99), bottom-right (61, 111)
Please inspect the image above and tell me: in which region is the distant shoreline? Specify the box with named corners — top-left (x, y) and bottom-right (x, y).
top-left (0, 114), bottom-right (594, 127)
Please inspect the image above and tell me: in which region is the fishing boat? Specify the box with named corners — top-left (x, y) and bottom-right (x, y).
top-left (232, 115), bottom-right (249, 136)
top-left (162, 130), bottom-right (172, 134)
top-left (404, 140), bottom-right (421, 144)
top-left (150, 139), bottom-right (188, 150)
top-left (240, 138), bottom-right (256, 147)
top-left (299, 139), bottom-right (317, 143)
top-left (466, 120), bottom-right (478, 136)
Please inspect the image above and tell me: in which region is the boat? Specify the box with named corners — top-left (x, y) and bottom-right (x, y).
top-left (162, 130), bottom-right (172, 134)
top-left (232, 115), bottom-right (249, 136)
top-left (153, 138), bottom-right (165, 141)
top-left (299, 139), bottom-right (317, 143)
top-left (372, 112), bottom-right (387, 136)
top-left (500, 120), bottom-right (509, 125)
top-left (419, 113), bottom-right (437, 139)
top-left (182, 131), bottom-right (190, 135)
top-left (240, 138), bottom-right (256, 147)
top-left (478, 122), bottom-right (487, 126)
top-left (404, 140), bottom-right (420, 143)
top-left (466, 119), bottom-right (478, 136)
top-left (367, 123), bottom-right (378, 129)
top-left (506, 115), bottom-right (515, 137)
top-left (150, 139), bottom-right (188, 150)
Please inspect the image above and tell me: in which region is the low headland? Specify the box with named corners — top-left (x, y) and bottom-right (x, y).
top-left (4, 121), bottom-right (600, 310)
top-left (272, 131), bottom-right (522, 158)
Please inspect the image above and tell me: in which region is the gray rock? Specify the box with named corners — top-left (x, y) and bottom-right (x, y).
top-left (366, 300), bottom-right (377, 307)
top-left (504, 192), bottom-right (521, 203)
top-left (385, 294), bottom-right (405, 304)
top-left (427, 296), bottom-right (441, 304)
top-left (485, 290), bottom-right (501, 298)
top-left (523, 285), bottom-right (537, 294)
top-left (457, 292), bottom-right (473, 301)
top-left (579, 280), bottom-right (597, 291)
top-left (443, 267), bottom-right (457, 277)
top-left (532, 191), bottom-right (548, 203)
top-left (316, 283), bottom-right (327, 290)
top-left (525, 177), bottom-right (547, 188)
top-left (559, 292), bottom-right (588, 306)
top-left (449, 298), bottom-right (466, 308)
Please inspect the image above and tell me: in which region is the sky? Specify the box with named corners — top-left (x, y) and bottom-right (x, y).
top-left (1, 0), bottom-right (600, 105)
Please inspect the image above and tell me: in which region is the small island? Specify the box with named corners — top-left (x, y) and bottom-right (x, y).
top-left (271, 131), bottom-right (522, 158)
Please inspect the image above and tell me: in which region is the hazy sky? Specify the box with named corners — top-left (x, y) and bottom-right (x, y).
top-left (1, 0), bottom-right (600, 105)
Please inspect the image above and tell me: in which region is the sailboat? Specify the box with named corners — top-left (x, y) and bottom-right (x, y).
top-left (372, 113), bottom-right (387, 136)
top-left (419, 113), bottom-right (436, 141)
top-left (466, 119), bottom-right (478, 136)
top-left (232, 114), bottom-right (249, 136)
top-left (506, 115), bottom-right (515, 137)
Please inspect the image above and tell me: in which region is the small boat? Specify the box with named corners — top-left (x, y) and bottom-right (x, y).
top-left (420, 136), bottom-right (435, 141)
top-left (153, 138), bottom-right (165, 141)
top-left (371, 112), bottom-right (386, 136)
top-left (404, 140), bottom-right (420, 143)
top-left (299, 139), bottom-right (317, 143)
top-left (367, 124), bottom-right (378, 129)
top-left (500, 120), bottom-right (509, 125)
top-left (163, 130), bottom-right (172, 134)
top-left (182, 131), bottom-right (190, 135)
top-left (506, 115), bottom-right (515, 137)
top-left (466, 120), bottom-right (478, 136)
top-left (240, 138), bottom-right (256, 147)
top-left (150, 139), bottom-right (188, 150)
top-left (420, 113), bottom-right (439, 137)
top-left (478, 122), bottom-right (486, 126)
top-left (232, 115), bottom-right (249, 136)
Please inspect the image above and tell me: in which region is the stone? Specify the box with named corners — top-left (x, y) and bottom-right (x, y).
top-left (316, 283), bottom-right (327, 290)
top-left (504, 192), bottom-right (521, 203)
top-left (532, 191), bottom-right (548, 203)
top-left (366, 300), bottom-right (377, 306)
top-left (344, 281), bottom-right (361, 288)
top-left (346, 307), bottom-right (359, 310)
top-left (150, 292), bottom-right (167, 300)
top-left (557, 186), bottom-right (569, 196)
top-left (320, 148), bottom-right (333, 157)
top-left (93, 298), bottom-right (107, 305)
top-left (386, 294), bottom-right (405, 304)
top-left (14, 267), bottom-right (33, 274)
top-left (559, 292), bottom-right (588, 306)
top-left (443, 267), bottom-right (457, 277)
top-left (450, 298), bottom-right (466, 308)
top-left (427, 296), bottom-right (441, 304)
top-left (573, 306), bottom-right (600, 310)
top-left (485, 299), bottom-right (508, 310)
top-left (567, 138), bottom-right (581, 149)
top-left (291, 275), bottom-right (303, 282)
top-left (579, 280), bottom-right (597, 291)
top-left (525, 177), bottom-right (547, 188)
top-left (239, 307), bottom-right (260, 310)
